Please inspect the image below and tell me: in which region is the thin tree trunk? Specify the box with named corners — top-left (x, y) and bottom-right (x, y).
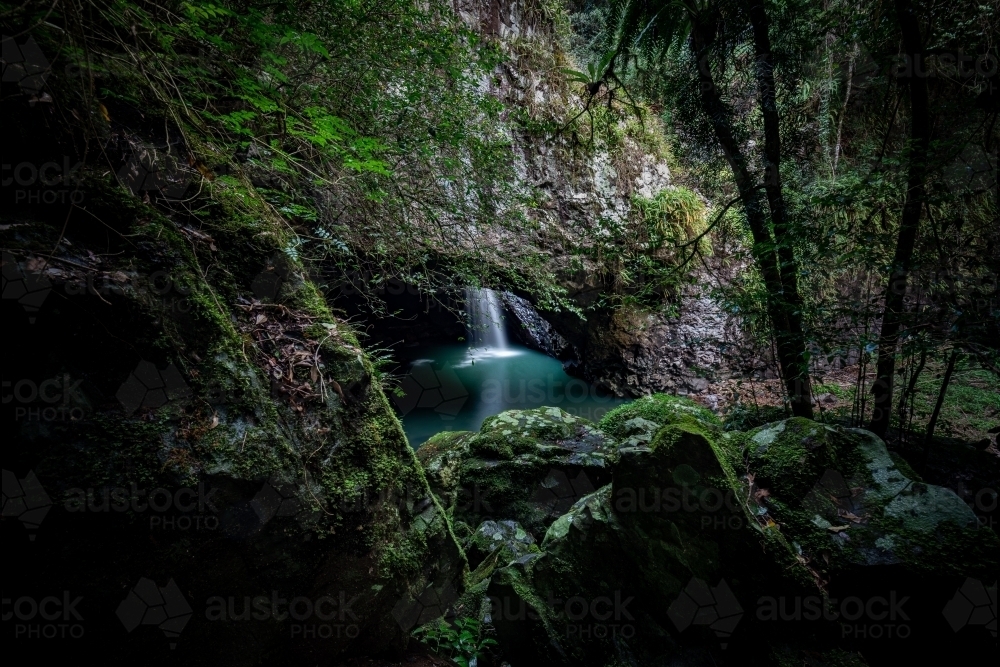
top-left (746, 0), bottom-right (814, 418)
top-left (898, 346), bottom-right (927, 443)
top-left (690, 21), bottom-right (814, 418)
top-left (869, 0), bottom-right (931, 437)
top-left (922, 349), bottom-right (960, 468)
top-left (833, 43), bottom-right (857, 177)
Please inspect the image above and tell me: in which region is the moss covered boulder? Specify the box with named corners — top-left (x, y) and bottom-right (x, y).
top-left (478, 417), bottom-right (996, 665)
top-left (485, 487), bottom-right (631, 664)
top-left (465, 519), bottom-right (540, 571)
top-left (416, 407), bottom-right (619, 537)
top-left (744, 418), bottom-right (998, 581)
top-left (482, 425), bottom-right (815, 665)
top-left (598, 393), bottom-right (721, 446)
top-left (415, 430), bottom-right (478, 514)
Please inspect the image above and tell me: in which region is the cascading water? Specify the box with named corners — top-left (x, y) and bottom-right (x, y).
top-left (465, 287), bottom-right (508, 350)
top-left (396, 287), bottom-right (627, 446)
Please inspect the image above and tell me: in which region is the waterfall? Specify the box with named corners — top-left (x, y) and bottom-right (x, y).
top-left (465, 287), bottom-right (508, 350)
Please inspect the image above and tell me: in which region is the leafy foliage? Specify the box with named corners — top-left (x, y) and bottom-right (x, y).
top-left (412, 616), bottom-right (498, 667)
top-left (592, 0), bottom-right (997, 430)
top-left (9, 0), bottom-right (577, 320)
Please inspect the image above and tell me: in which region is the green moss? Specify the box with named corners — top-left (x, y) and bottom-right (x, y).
top-left (481, 406), bottom-right (597, 442)
top-left (468, 430), bottom-right (539, 460)
top-left (770, 645), bottom-right (869, 667)
top-left (887, 451), bottom-right (922, 482)
top-left (599, 393), bottom-right (720, 444)
top-left (742, 419), bottom-right (997, 580)
top-left (746, 417), bottom-right (860, 501)
top-left (631, 186), bottom-right (710, 254)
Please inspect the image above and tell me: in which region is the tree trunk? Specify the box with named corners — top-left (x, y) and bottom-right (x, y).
top-left (746, 0), bottom-right (814, 418)
top-left (899, 346), bottom-right (927, 443)
top-left (869, 0), bottom-right (931, 437)
top-left (922, 349), bottom-right (960, 469)
top-left (833, 43), bottom-right (858, 176)
top-left (691, 18), bottom-right (813, 419)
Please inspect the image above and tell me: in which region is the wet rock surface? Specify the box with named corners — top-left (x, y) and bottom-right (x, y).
top-left (417, 407), bottom-right (618, 537)
top-left (414, 396), bottom-right (998, 666)
top-left (501, 291), bottom-right (573, 359)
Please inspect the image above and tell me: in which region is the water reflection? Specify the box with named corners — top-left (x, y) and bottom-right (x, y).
top-left (394, 343), bottom-right (627, 447)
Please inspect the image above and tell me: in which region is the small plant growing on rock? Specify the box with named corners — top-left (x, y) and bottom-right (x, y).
top-left (412, 616), bottom-right (498, 667)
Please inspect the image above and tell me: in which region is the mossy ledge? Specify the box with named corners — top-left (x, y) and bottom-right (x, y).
top-left (3, 161), bottom-right (464, 664)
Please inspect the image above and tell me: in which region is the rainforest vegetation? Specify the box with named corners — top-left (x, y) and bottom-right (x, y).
top-left (2, 1), bottom-right (996, 666)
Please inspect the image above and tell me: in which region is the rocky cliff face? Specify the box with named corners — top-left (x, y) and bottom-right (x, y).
top-left (3, 95), bottom-right (465, 667)
top-left (452, 0), bottom-right (739, 401)
top-left (2, 4), bottom-right (744, 664)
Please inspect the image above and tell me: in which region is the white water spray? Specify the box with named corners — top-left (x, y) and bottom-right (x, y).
top-left (465, 287), bottom-right (508, 351)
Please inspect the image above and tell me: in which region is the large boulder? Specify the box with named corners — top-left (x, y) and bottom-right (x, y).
top-left (735, 419), bottom-right (999, 664)
top-left (470, 415), bottom-right (997, 665)
top-left (416, 407), bottom-right (619, 537)
top-left (743, 418), bottom-right (998, 580)
top-left (483, 424), bottom-right (815, 665)
top-left (598, 393), bottom-right (722, 445)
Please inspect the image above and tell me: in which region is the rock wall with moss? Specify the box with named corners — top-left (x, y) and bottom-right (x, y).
top-left (2, 12), bottom-right (465, 660)
top-left (448, 0), bottom-right (739, 398)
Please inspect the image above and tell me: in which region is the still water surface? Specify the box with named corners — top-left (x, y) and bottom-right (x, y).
top-left (397, 342), bottom-right (628, 447)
